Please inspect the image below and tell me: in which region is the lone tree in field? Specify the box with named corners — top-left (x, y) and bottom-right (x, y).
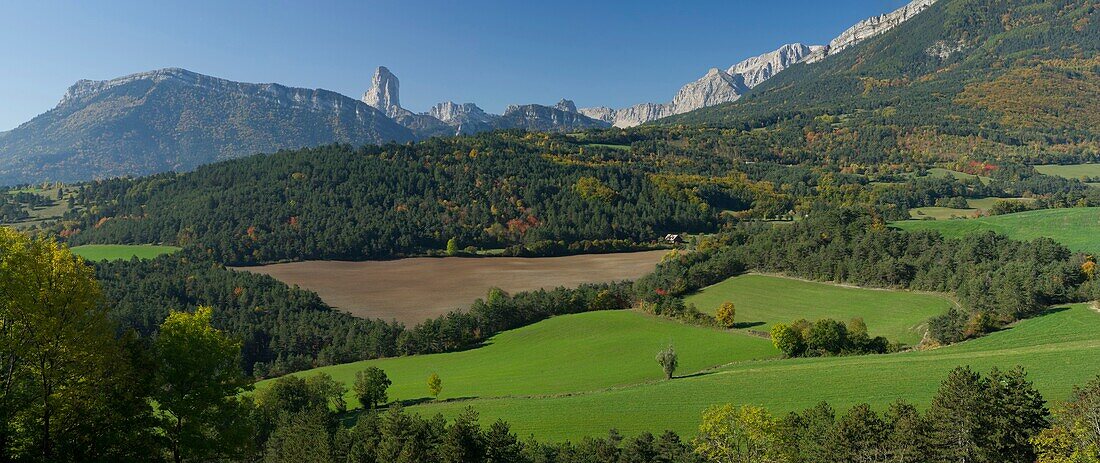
top-left (427, 373), bottom-right (443, 399)
top-left (656, 344), bottom-right (678, 380)
top-left (716, 302), bottom-right (736, 328)
top-left (354, 367), bottom-right (392, 409)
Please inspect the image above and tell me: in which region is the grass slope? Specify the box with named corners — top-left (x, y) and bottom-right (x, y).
top-left (908, 197), bottom-right (1034, 220)
top-left (259, 310), bottom-right (777, 408)
top-left (893, 207), bottom-right (1100, 254)
top-left (1036, 164), bottom-right (1100, 180)
top-left (70, 244), bottom-right (181, 261)
top-left (684, 274), bottom-right (953, 345)
top-left (412, 304), bottom-right (1100, 441)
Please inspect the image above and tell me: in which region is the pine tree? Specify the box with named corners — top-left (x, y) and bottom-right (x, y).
top-left (484, 419), bottom-right (525, 463)
top-left (441, 408), bottom-right (486, 463)
top-left (986, 366), bottom-right (1049, 463)
top-left (926, 367), bottom-right (991, 462)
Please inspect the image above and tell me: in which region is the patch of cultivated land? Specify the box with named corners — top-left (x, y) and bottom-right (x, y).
top-left (907, 197), bottom-right (1035, 220)
top-left (70, 244), bottom-right (181, 261)
top-left (237, 251), bottom-right (668, 324)
top-left (257, 310), bottom-right (778, 407)
top-left (684, 274), bottom-right (953, 345)
top-left (911, 167), bottom-right (992, 184)
top-left (411, 304), bottom-right (1100, 441)
top-left (893, 207), bottom-right (1100, 254)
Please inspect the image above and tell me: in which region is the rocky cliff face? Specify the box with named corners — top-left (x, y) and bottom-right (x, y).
top-left (362, 66), bottom-right (405, 119)
top-left (500, 104), bottom-right (610, 132)
top-left (729, 43), bottom-right (825, 88)
top-left (807, 0), bottom-right (938, 62)
top-left (427, 101), bottom-right (503, 135)
top-left (580, 0), bottom-right (938, 127)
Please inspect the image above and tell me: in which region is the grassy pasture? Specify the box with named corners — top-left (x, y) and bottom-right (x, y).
top-left (2, 185), bottom-right (79, 229)
top-left (684, 274), bottom-right (953, 345)
top-left (908, 197), bottom-right (1035, 220)
top-left (70, 244), bottom-right (181, 261)
top-left (911, 168), bottom-right (992, 184)
top-left (257, 310), bottom-right (778, 408)
top-left (1035, 164), bottom-right (1100, 180)
top-left (893, 207), bottom-right (1100, 254)
top-left (585, 143), bottom-right (631, 151)
top-left (411, 304), bottom-right (1100, 441)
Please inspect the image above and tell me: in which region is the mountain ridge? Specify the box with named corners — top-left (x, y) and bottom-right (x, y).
top-left (0, 68), bottom-right (414, 184)
top-left (580, 0), bottom-right (938, 127)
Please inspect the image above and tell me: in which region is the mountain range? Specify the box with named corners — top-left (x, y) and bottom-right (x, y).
top-left (0, 0), bottom-right (938, 185)
top-left (359, 66), bottom-right (610, 136)
top-left (578, 0), bottom-right (937, 127)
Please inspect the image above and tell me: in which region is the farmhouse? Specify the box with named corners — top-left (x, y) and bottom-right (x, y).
top-left (663, 234), bottom-right (684, 244)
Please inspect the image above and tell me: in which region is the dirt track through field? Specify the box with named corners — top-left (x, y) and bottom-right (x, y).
top-left (235, 251), bottom-right (667, 325)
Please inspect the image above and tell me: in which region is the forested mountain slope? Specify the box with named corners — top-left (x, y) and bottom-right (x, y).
top-left (63, 132), bottom-right (722, 264)
top-left (666, 0), bottom-right (1100, 146)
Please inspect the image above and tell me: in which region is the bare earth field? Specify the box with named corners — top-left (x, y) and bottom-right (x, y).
top-left (236, 250), bottom-right (667, 324)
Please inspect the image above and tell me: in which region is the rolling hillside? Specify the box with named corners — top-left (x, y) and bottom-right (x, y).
top-left (258, 310), bottom-right (778, 407)
top-left (893, 207), bottom-right (1100, 254)
top-left (411, 303), bottom-right (1100, 441)
top-left (684, 274), bottom-right (953, 345)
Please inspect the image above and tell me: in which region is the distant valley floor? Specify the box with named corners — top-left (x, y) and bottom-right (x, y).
top-left (235, 250), bottom-right (667, 324)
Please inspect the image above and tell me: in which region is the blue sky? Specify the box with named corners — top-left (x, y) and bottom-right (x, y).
top-left (0, 0), bottom-right (909, 130)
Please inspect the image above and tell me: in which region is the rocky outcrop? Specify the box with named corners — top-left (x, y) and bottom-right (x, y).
top-left (728, 43), bottom-right (825, 88)
top-left (807, 0), bottom-right (938, 62)
top-left (427, 102), bottom-right (503, 135)
top-left (554, 99), bottom-right (578, 113)
top-left (668, 68), bottom-right (748, 114)
top-left (580, 0), bottom-right (937, 127)
top-left (362, 66), bottom-right (404, 119)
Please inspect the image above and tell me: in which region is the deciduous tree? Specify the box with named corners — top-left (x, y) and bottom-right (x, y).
top-left (153, 306), bottom-right (254, 463)
top-left (716, 302), bottom-right (737, 328)
top-left (355, 367), bottom-right (392, 409)
top-left (656, 344), bottom-right (678, 380)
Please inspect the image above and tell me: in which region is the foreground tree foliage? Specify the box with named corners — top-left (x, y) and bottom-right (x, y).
top-left (696, 366), bottom-right (1050, 463)
top-left (0, 227), bottom-right (158, 462)
top-left (153, 306), bottom-right (255, 463)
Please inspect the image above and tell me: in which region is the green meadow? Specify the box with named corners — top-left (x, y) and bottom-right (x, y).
top-left (70, 244), bottom-right (181, 261)
top-left (908, 197), bottom-right (1035, 220)
top-left (1035, 164), bottom-right (1100, 179)
top-left (894, 207), bottom-right (1100, 254)
top-left (684, 274), bottom-right (953, 345)
top-left (917, 167), bottom-right (992, 184)
top-left (258, 310), bottom-right (778, 408)
top-left (411, 304), bottom-right (1100, 441)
